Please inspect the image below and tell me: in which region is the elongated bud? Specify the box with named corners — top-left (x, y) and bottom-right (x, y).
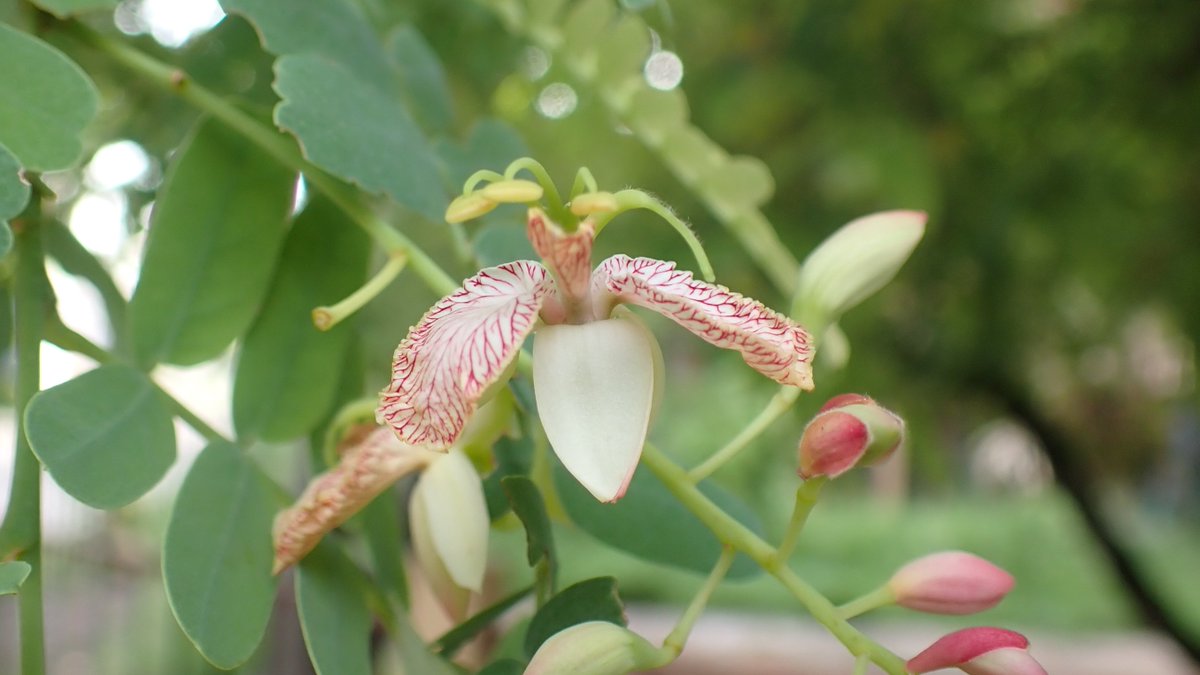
top-left (446, 192), bottom-right (498, 223)
top-left (908, 627), bottom-right (1047, 675)
top-left (792, 210), bottom-right (926, 332)
top-left (480, 179), bottom-right (544, 203)
top-left (888, 551), bottom-right (1014, 615)
top-left (409, 449), bottom-right (489, 620)
top-left (525, 621), bottom-right (666, 675)
top-left (798, 394), bottom-right (903, 479)
top-left (570, 191), bottom-right (619, 215)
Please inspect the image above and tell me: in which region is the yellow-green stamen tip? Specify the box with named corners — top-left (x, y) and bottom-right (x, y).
top-left (445, 193), bottom-right (498, 223)
top-left (480, 179), bottom-right (544, 204)
top-left (570, 191), bottom-right (619, 216)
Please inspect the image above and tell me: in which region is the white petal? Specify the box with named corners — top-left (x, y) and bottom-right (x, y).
top-left (413, 449), bottom-right (489, 593)
top-left (533, 317), bottom-right (657, 502)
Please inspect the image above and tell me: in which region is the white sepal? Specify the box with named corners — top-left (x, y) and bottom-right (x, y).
top-left (410, 449), bottom-right (489, 619)
top-left (533, 317), bottom-right (657, 503)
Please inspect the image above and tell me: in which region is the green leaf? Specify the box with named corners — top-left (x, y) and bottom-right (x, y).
top-left (0, 561), bottom-right (31, 595)
top-left (554, 461), bottom-right (762, 579)
top-left (395, 611), bottom-right (460, 675)
top-left (27, 0), bottom-right (117, 18)
top-left (232, 195), bottom-right (369, 442)
top-left (0, 144), bottom-right (29, 247)
top-left (129, 118), bottom-right (294, 367)
top-left (483, 432), bottom-right (535, 520)
top-left (0, 24), bottom-right (98, 171)
top-left (164, 441), bottom-right (278, 669)
top-left (387, 25), bottom-right (454, 132)
top-left (524, 577), bottom-right (625, 658)
top-left (478, 659), bottom-right (525, 675)
top-left (25, 364), bottom-right (175, 509)
top-left (355, 487), bottom-right (409, 606)
top-left (273, 53), bottom-right (447, 222)
top-left (432, 585), bottom-right (532, 657)
top-left (502, 476), bottom-right (555, 570)
top-left (436, 119), bottom-right (528, 188)
top-left (220, 0), bottom-right (394, 89)
top-left (296, 544), bottom-right (372, 675)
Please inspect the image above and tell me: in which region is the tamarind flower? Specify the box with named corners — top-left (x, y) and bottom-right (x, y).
top-left (377, 207), bottom-right (814, 502)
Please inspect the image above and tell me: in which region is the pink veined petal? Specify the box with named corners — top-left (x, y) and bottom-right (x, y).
top-left (272, 426), bottom-right (431, 574)
top-left (527, 208), bottom-right (594, 310)
top-left (593, 255), bottom-right (815, 389)
top-left (378, 261), bottom-right (552, 449)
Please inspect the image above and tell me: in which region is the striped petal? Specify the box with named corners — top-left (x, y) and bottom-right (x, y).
top-left (593, 255), bottom-right (814, 389)
top-left (272, 426), bottom-right (431, 573)
top-left (378, 261), bottom-right (553, 449)
top-left (527, 208), bottom-right (594, 316)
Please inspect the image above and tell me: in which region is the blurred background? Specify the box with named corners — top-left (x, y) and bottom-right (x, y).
top-left (1, 0), bottom-right (1198, 673)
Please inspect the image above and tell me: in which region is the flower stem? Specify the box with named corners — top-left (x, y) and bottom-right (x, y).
top-left (42, 319), bottom-right (226, 445)
top-left (0, 214), bottom-right (48, 675)
top-left (836, 585), bottom-right (895, 621)
top-left (65, 22), bottom-right (457, 297)
top-left (640, 444), bottom-right (908, 675)
top-left (608, 190), bottom-right (715, 282)
top-left (313, 253), bottom-right (408, 331)
top-left (661, 546), bottom-right (734, 659)
top-left (853, 653), bottom-right (871, 675)
top-left (776, 477), bottom-right (826, 561)
top-left (689, 386), bottom-right (800, 482)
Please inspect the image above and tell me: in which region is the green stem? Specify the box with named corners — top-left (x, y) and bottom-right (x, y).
top-left (607, 190), bottom-right (715, 282)
top-left (776, 477), bottom-right (826, 561)
top-left (836, 585), bottom-right (895, 621)
top-left (312, 253), bottom-right (408, 331)
top-left (661, 546), bottom-right (734, 658)
top-left (688, 386), bottom-right (800, 482)
top-left (42, 320), bottom-right (226, 444)
top-left (504, 157), bottom-right (565, 220)
top-left (65, 22), bottom-right (457, 297)
top-left (640, 444), bottom-right (908, 675)
top-left (0, 216), bottom-right (48, 675)
top-left (853, 653), bottom-right (871, 675)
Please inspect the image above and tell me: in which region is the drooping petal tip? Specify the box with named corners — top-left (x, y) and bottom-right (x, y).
top-left (272, 427), bottom-right (430, 574)
top-left (377, 261), bottom-right (552, 451)
top-left (594, 255), bottom-right (814, 390)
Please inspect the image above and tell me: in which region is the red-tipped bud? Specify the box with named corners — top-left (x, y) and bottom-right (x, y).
top-left (798, 394), bottom-right (903, 479)
top-left (908, 627), bottom-right (1047, 675)
top-left (888, 551), bottom-right (1014, 615)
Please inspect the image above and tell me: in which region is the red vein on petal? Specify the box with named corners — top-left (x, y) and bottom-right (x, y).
top-left (377, 261), bottom-right (552, 449)
top-left (595, 255), bottom-right (814, 389)
top-left (272, 427), bottom-right (430, 573)
top-left (527, 208), bottom-right (594, 311)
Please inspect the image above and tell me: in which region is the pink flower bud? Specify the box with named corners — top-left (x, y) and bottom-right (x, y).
top-left (798, 394), bottom-right (903, 478)
top-left (908, 627), bottom-right (1047, 675)
top-left (888, 551), bottom-right (1014, 615)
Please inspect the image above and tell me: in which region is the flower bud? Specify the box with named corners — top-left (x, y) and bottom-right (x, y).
top-left (480, 179), bottom-right (544, 203)
top-left (525, 621), bottom-right (666, 675)
top-left (908, 627), bottom-right (1047, 675)
top-left (409, 449), bottom-right (489, 620)
top-left (798, 394), bottom-right (903, 479)
top-left (792, 210), bottom-right (926, 332)
top-left (888, 551), bottom-right (1014, 615)
top-left (446, 192), bottom-right (498, 223)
